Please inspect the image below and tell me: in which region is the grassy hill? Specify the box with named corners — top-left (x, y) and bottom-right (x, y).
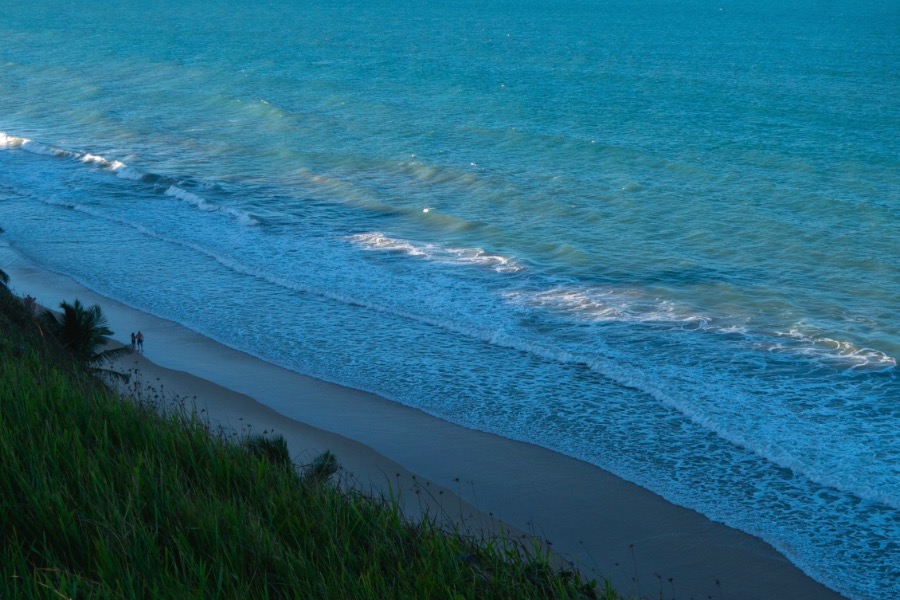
top-left (0, 283), bottom-right (613, 599)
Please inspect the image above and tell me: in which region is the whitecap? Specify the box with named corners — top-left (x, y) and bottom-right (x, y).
top-left (78, 152), bottom-right (111, 166)
top-left (346, 232), bottom-right (523, 273)
top-left (772, 326), bottom-right (896, 371)
top-left (0, 132), bottom-right (28, 148)
top-left (506, 286), bottom-right (706, 324)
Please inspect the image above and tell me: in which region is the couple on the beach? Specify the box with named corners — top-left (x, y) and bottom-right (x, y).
top-left (130, 331), bottom-right (144, 353)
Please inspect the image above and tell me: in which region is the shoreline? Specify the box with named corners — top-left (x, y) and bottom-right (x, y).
top-left (1, 241), bottom-right (846, 600)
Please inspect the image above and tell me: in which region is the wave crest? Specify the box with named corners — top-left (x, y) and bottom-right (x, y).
top-left (347, 231), bottom-right (523, 273)
top-left (0, 132), bottom-right (28, 149)
top-left (1, 130), bottom-right (258, 227)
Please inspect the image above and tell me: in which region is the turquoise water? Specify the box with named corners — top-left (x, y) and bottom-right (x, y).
top-left (1, 2), bottom-right (897, 597)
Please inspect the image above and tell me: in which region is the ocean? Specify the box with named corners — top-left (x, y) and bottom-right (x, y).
top-left (0, 1), bottom-right (897, 597)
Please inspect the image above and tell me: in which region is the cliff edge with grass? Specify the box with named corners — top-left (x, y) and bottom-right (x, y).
top-left (0, 280), bottom-right (611, 599)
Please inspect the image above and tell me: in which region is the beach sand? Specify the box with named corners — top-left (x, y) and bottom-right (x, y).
top-left (1, 241), bottom-right (845, 600)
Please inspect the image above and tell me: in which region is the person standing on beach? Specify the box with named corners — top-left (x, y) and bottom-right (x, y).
top-left (130, 332), bottom-right (136, 351)
top-left (136, 331), bottom-right (144, 353)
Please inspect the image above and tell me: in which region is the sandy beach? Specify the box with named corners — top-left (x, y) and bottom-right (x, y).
top-left (1, 241), bottom-right (846, 600)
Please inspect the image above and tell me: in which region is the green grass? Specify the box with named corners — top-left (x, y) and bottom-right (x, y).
top-left (0, 286), bottom-right (616, 599)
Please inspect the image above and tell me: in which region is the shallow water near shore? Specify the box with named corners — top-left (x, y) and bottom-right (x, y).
top-left (1, 1), bottom-right (897, 597)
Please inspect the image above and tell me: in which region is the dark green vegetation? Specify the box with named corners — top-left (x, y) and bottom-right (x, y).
top-left (0, 282), bottom-right (613, 599)
top-left (38, 298), bottom-right (130, 381)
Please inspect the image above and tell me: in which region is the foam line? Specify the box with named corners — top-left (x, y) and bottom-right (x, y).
top-left (347, 231), bottom-right (523, 273)
top-left (1, 130), bottom-right (258, 226)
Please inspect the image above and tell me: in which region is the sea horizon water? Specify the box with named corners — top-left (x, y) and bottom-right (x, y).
top-left (1, 1), bottom-right (897, 598)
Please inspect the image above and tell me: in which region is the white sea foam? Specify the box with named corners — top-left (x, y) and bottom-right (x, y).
top-left (2, 130), bottom-right (260, 228)
top-left (347, 231), bottom-right (523, 273)
top-left (0, 134), bottom-right (82, 160)
top-left (165, 186), bottom-right (259, 226)
top-left (495, 286), bottom-right (900, 508)
top-left (772, 326), bottom-right (897, 371)
top-left (0, 132), bottom-right (28, 148)
top-left (718, 324), bottom-right (748, 334)
top-left (72, 150), bottom-right (133, 174)
top-left (76, 151), bottom-right (144, 182)
top-left (79, 152), bottom-right (112, 166)
top-left (505, 286), bottom-right (707, 324)
top-left (506, 286), bottom-right (896, 372)
top-left (112, 162), bottom-right (146, 181)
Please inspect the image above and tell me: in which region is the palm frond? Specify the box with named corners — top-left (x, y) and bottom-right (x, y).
top-left (40, 298), bottom-right (126, 373)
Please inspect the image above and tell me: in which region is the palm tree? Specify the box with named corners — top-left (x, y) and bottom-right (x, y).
top-left (39, 299), bottom-right (130, 379)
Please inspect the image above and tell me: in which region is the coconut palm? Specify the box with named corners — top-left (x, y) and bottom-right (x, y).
top-left (39, 298), bottom-right (130, 379)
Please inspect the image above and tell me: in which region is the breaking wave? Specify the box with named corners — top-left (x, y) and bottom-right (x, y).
top-left (346, 231), bottom-right (523, 273)
top-left (1, 131), bottom-right (258, 226)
